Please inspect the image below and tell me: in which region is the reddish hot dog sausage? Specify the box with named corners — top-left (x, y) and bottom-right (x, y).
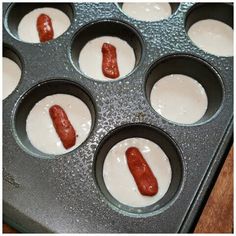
top-left (49, 105), bottom-right (76, 149)
top-left (37, 14), bottom-right (54, 42)
top-left (102, 43), bottom-right (120, 79)
top-left (126, 147), bottom-right (158, 196)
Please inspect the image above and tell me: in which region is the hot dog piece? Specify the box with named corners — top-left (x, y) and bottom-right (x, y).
top-left (49, 105), bottom-right (76, 149)
top-left (37, 14), bottom-right (54, 42)
top-left (126, 147), bottom-right (158, 196)
top-left (102, 43), bottom-right (120, 79)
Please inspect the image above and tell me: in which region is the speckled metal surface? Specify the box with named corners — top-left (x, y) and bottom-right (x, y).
top-left (3, 2), bottom-right (233, 233)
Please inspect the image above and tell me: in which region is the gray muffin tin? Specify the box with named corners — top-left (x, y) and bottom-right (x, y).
top-left (3, 2), bottom-right (233, 233)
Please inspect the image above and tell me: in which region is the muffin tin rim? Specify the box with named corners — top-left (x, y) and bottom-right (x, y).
top-left (4, 2), bottom-right (75, 45)
top-left (10, 78), bottom-right (98, 159)
top-left (143, 52), bottom-right (226, 127)
top-left (69, 18), bottom-right (146, 83)
top-left (93, 122), bottom-right (185, 217)
top-left (183, 2), bottom-right (234, 58)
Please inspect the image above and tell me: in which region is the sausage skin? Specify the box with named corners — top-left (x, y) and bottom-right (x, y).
top-left (126, 147), bottom-right (158, 196)
top-left (102, 43), bottom-right (120, 79)
top-left (37, 14), bottom-right (54, 42)
top-left (49, 105), bottom-right (76, 149)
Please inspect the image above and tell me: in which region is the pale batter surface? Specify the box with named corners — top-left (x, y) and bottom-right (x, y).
top-left (18, 7), bottom-right (70, 43)
top-left (103, 137), bottom-right (172, 207)
top-left (3, 57), bottom-right (21, 99)
top-left (188, 19), bottom-right (233, 57)
top-left (122, 3), bottom-right (172, 21)
top-left (26, 94), bottom-right (92, 155)
top-left (150, 74), bottom-right (208, 124)
top-left (79, 36), bottom-right (135, 81)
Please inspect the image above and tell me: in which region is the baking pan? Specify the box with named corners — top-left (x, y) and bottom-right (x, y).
top-left (3, 2), bottom-right (233, 233)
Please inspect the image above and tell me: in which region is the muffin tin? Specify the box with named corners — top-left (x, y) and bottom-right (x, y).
top-left (3, 2), bottom-right (233, 233)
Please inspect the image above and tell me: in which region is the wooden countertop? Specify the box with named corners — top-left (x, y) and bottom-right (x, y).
top-left (194, 145), bottom-right (233, 233)
top-left (3, 146), bottom-right (233, 233)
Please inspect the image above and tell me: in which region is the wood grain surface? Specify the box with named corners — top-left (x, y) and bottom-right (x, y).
top-left (3, 146), bottom-right (233, 233)
top-left (3, 224), bottom-right (18, 233)
top-left (194, 146), bottom-right (233, 233)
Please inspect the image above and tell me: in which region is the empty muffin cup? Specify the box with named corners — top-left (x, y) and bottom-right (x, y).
top-left (5, 3), bottom-right (73, 43)
top-left (146, 54), bottom-right (223, 125)
top-left (185, 3), bottom-right (233, 57)
top-left (71, 20), bottom-right (143, 81)
top-left (95, 124), bottom-right (183, 215)
top-left (13, 79), bottom-right (95, 158)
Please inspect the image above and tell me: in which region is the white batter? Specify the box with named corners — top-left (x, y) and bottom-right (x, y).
top-left (3, 57), bottom-right (21, 99)
top-left (79, 36), bottom-right (135, 81)
top-left (26, 94), bottom-right (92, 155)
top-left (103, 138), bottom-right (172, 207)
top-left (18, 7), bottom-right (70, 43)
top-left (188, 19), bottom-right (233, 57)
top-left (150, 74), bottom-right (208, 124)
top-left (122, 3), bottom-right (172, 21)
